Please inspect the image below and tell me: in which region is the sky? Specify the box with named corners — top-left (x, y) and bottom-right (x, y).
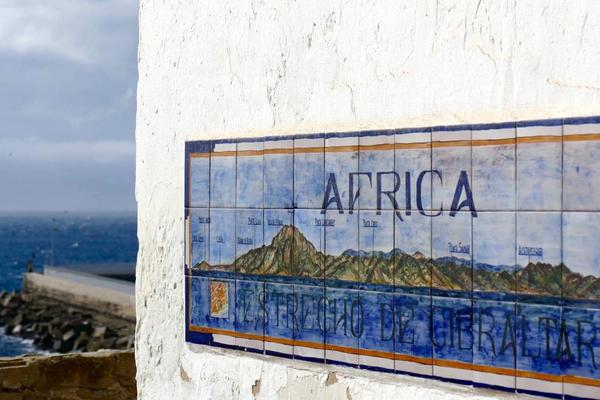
top-left (0, 0), bottom-right (138, 212)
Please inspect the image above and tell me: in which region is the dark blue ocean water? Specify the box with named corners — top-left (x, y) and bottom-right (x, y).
top-left (0, 213), bottom-right (138, 356)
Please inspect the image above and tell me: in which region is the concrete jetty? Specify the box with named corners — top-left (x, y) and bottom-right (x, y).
top-left (23, 267), bottom-right (135, 322)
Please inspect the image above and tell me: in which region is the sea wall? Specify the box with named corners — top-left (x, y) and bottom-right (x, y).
top-left (23, 272), bottom-right (135, 322)
top-left (0, 350), bottom-right (135, 400)
top-left (136, 1), bottom-right (600, 399)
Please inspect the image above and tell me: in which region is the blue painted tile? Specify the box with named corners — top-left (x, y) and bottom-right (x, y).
top-left (394, 292), bottom-right (433, 377)
top-left (516, 303), bottom-right (563, 398)
top-left (472, 125), bottom-right (516, 211)
top-left (394, 209), bottom-right (431, 294)
top-left (562, 307), bottom-right (600, 399)
top-left (210, 142), bottom-right (236, 208)
top-left (431, 210), bottom-right (472, 297)
top-left (324, 209), bottom-right (359, 287)
top-left (235, 279), bottom-right (265, 352)
top-left (563, 120), bottom-right (600, 211)
top-left (563, 212), bottom-right (600, 309)
top-left (432, 127), bottom-right (472, 214)
top-left (359, 131), bottom-right (395, 210)
top-left (294, 209), bottom-right (325, 281)
top-left (472, 212), bottom-right (516, 299)
top-left (235, 209), bottom-right (264, 277)
top-left (325, 133), bottom-right (359, 214)
top-left (473, 299), bottom-right (516, 390)
top-left (208, 208), bottom-right (236, 272)
top-left (358, 290), bottom-right (395, 371)
top-left (325, 286), bottom-right (359, 367)
top-left (236, 140), bottom-right (264, 208)
top-left (187, 142), bottom-right (211, 208)
top-left (516, 123), bottom-right (562, 211)
top-left (358, 210), bottom-right (394, 290)
top-left (264, 138), bottom-right (293, 209)
top-left (189, 276), bottom-right (236, 348)
top-left (395, 129), bottom-right (432, 214)
top-left (432, 296), bottom-right (473, 384)
top-left (294, 283), bottom-right (326, 362)
top-left (516, 212), bottom-right (562, 304)
top-left (264, 281), bottom-right (294, 357)
top-left (186, 208), bottom-right (210, 274)
top-left (294, 135), bottom-right (324, 209)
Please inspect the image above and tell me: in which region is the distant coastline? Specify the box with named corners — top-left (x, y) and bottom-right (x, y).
top-left (191, 224), bottom-right (600, 303)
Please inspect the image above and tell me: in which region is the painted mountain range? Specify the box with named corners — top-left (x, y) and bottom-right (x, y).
top-left (193, 225), bottom-right (600, 300)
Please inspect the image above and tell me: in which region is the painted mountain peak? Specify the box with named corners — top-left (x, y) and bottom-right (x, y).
top-left (192, 225), bottom-right (600, 300)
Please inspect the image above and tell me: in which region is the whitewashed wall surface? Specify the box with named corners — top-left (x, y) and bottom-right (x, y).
top-left (136, 1), bottom-right (600, 399)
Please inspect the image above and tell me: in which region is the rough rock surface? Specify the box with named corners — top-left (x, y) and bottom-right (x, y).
top-left (0, 350), bottom-right (135, 400)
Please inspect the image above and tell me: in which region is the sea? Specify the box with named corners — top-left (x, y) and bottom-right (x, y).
top-left (0, 212), bottom-right (138, 356)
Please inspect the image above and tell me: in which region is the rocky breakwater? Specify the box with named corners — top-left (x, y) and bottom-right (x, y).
top-left (0, 290), bottom-right (134, 353)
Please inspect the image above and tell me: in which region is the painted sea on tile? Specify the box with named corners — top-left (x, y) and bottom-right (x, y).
top-left (185, 117), bottom-right (600, 400)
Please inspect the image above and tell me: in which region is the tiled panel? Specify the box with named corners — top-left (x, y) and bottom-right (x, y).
top-left (325, 133), bottom-right (359, 214)
top-left (472, 124), bottom-right (516, 211)
top-left (236, 140), bottom-right (263, 208)
top-left (394, 210), bottom-right (431, 294)
top-left (358, 210), bottom-right (394, 290)
top-left (325, 286), bottom-right (360, 367)
top-left (208, 208), bottom-right (236, 271)
top-left (473, 299), bottom-right (516, 390)
top-left (432, 127), bottom-right (471, 214)
top-left (516, 212), bottom-right (562, 304)
top-left (189, 276), bottom-right (236, 348)
top-left (358, 131), bottom-right (395, 210)
top-left (563, 212), bottom-right (600, 309)
top-left (473, 211), bottom-right (516, 298)
top-left (264, 281), bottom-right (294, 357)
top-left (186, 208), bottom-right (210, 273)
top-left (562, 307), bottom-right (600, 400)
top-left (395, 129), bottom-right (433, 213)
top-left (293, 209), bottom-right (324, 281)
top-left (235, 279), bottom-right (264, 352)
top-left (210, 141), bottom-right (236, 208)
top-left (431, 211), bottom-right (472, 296)
top-left (432, 296), bottom-right (473, 384)
top-left (185, 116), bottom-right (600, 396)
top-left (294, 135), bottom-right (324, 209)
top-left (563, 117), bottom-right (600, 211)
top-left (187, 141), bottom-right (211, 208)
top-left (394, 292), bottom-right (433, 377)
top-left (294, 283), bottom-right (326, 362)
top-left (516, 122), bottom-right (562, 211)
top-left (235, 208), bottom-right (264, 276)
top-left (324, 209), bottom-right (359, 287)
top-left (516, 303), bottom-right (563, 398)
top-left (358, 290), bottom-right (394, 371)
top-left (264, 138), bottom-right (293, 209)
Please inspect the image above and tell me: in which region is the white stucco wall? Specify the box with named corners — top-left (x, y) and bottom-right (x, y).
top-left (135, 1), bottom-right (600, 398)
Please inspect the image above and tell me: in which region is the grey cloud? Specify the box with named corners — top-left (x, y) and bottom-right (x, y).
top-left (0, 0), bottom-right (138, 212)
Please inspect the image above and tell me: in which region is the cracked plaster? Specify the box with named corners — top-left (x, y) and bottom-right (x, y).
top-left (136, 1), bottom-right (600, 398)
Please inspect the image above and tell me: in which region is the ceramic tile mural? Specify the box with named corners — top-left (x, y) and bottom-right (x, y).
top-left (185, 116), bottom-right (600, 399)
